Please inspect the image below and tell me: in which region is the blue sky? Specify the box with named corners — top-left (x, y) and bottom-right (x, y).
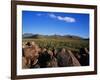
top-left (22, 11), bottom-right (89, 38)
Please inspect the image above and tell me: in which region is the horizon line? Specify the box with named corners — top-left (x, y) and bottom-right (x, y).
top-left (22, 33), bottom-right (89, 39)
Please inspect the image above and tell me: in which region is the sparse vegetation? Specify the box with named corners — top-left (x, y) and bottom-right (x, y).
top-left (22, 34), bottom-right (89, 53)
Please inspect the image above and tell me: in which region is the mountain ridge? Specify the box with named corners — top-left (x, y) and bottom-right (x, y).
top-left (22, 33), bottom-right (89, 40)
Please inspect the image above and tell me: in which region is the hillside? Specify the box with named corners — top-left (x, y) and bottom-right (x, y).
top-left (22, 33), bottom-right (89, 53)
top-left (22, 33), bottom-right (89, 40)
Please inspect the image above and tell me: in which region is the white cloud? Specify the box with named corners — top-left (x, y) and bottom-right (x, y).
top-left (48, 13), bottom-right (56, 18)
top-left (57, 16), bottom-right (64, 20)
top-left (58, 16), bottom-right (76, 22)
top-left (36, 13), bottom-right (76, 23)
top-left (36, 13), bottom-right (43, 16)
top-left (48, 13), bottom-right (76, 23)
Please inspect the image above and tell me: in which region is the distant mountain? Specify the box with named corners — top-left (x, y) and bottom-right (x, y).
top-left (63, 35), bottom-right (84, 39)
top-left (22, 33), bottom-right (88, 40)
top-left (22, 33), bottom-right (33, 38)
